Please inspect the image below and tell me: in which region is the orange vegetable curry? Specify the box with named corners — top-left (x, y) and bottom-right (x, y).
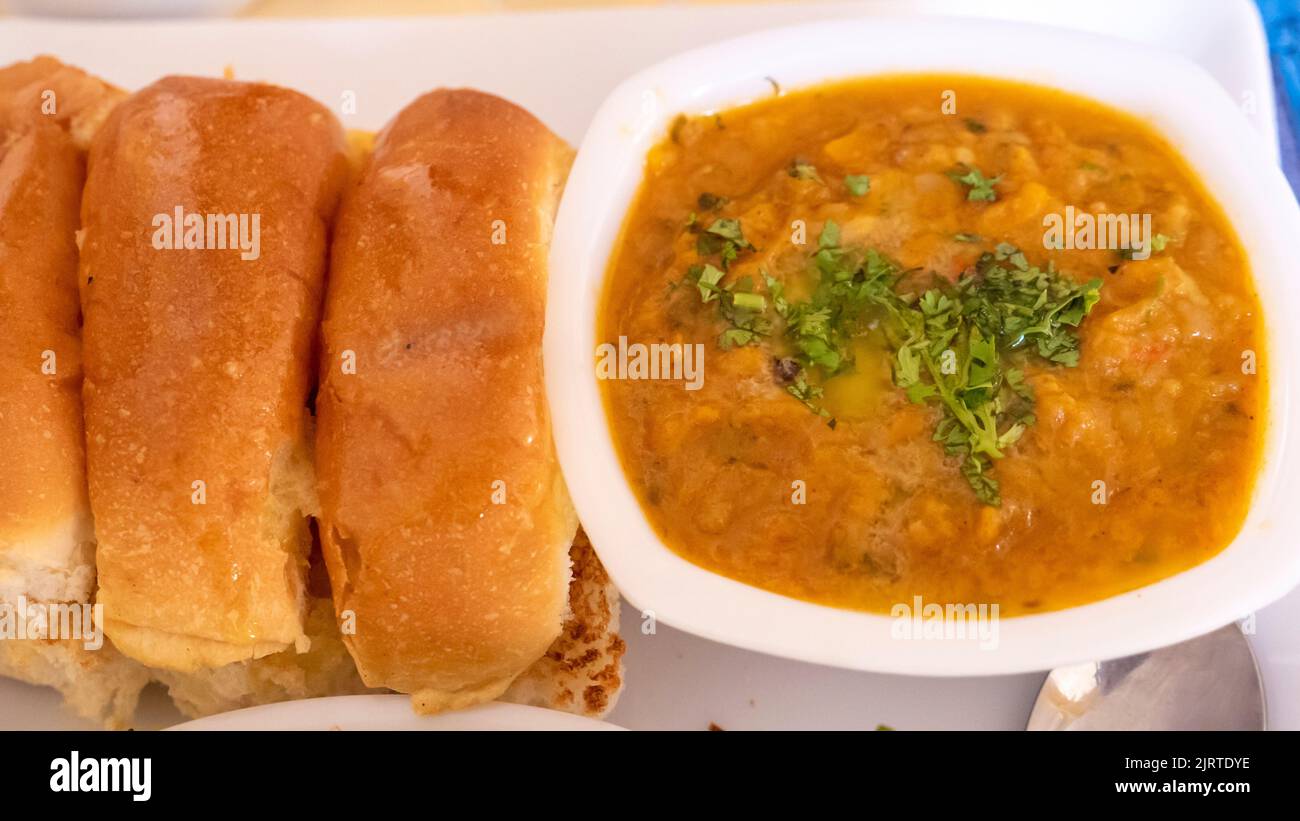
top-left (599, 75), bottom-right (1266, 615)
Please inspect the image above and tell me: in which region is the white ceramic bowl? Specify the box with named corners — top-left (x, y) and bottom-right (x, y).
top-left (545, 16), bottom-right (1300, 675)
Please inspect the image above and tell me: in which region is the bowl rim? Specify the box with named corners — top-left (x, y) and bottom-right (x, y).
top-left (544, 15), bottom-right (1300, 675)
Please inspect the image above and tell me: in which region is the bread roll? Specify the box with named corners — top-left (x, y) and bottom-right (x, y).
top-left (0, 56), bottom-right (124, 151)
top-left (79, 76), bottom-right (348, 672)
top-left (0, 76), bottom-right (94, 618)
top-left (317, 89), bottom-right (577, 712)
top-left (0, 58), bottom-right (146, 728)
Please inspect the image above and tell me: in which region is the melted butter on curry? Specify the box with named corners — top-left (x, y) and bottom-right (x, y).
top-left (599, 75), bottom-right (1266, 615)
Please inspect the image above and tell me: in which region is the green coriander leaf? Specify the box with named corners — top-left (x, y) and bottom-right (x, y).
top-left (763, 271), bottom-right (789, 317)
top-left (1005, 368), bottom-right (1034, 401)
top-left (948, 164), bottom-right (1002, 202)
top-left (905, 382), bottom-right (938, 403)
top-left (720, 328), bottom-right (759, 348)
top-left (845, 174), bottom-right (871, 196)
top-left (696, 231), bottom-right (723, 258)
top-left (698, 192), bottom-right (729, 211)
top-left (818, 219), bottom-right (841, 250)
top-left (960, 455), bottom-right (1001, 506)
top-left (705, 218), bottom-right (751, 248)
top-left (787, 373), bottom-right (832, 421)
top-left (693, 264), bottom-right (725, 303)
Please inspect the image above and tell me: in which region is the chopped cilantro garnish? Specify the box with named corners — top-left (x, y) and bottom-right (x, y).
top-left (720, 327), bottom-right (760, 348)
top-left (789, 159), bottom-right (821, 182)
top-left (787, 372), bottom-right (831, 421)
top-left (698, 192), bottom-right (729, 211)
top-left (705, 217), bottom-right (748, 245)
top-left (682, 206), bottom-right (1102, 505)
top-left (695, 217), bottom-right (753, 268)
top-left (844, 174), bottom-right (871, 196)
top-left (880, 242), bottom-right (1099, 504)
top-left (963, 117), bottom-right (987, 134)
top-left (691, 263), bottom-right (725, 302)
top-left (1118, 233), bottom-right (1170, 261)
top-left (954, 232), bottom-right (982, 243)
top-left (688, 264), bottom-right (771, 350)
top-left (947, 164), bottom-right (1002, 202)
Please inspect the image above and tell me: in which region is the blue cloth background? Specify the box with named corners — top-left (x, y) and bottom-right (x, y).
top-left (1259, 0), bottom-right (1300, 193)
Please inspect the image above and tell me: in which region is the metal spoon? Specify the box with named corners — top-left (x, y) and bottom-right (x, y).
top-left (1026, 623), bottom-right (1265, 730)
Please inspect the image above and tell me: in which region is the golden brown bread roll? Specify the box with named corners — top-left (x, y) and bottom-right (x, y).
top-left (79, 76), bottom-right (349, 672)
top-left (0, 85), bottom-right (92, 611)
top-left (0, 56), bottom-right (124, 151)
top-left (0, 58), bottom-right (146, 728)
top-left (0, 59), bottom-right (122, 604)
top-left (317, 89), bottom-right (579, 713)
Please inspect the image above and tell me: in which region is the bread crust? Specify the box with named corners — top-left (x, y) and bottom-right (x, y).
top-left (317, 89), bottom-right (577, 710)
top-left (0, 114), bottom-right (89, 595)
top-left (0, 58), bottom-right (146, 727)
top-left (80, 76), bottom-right (348, 672)
top-left (0, 57), bottom-right (120, 599)
top-left (0, 56), bottom-right (124, 151)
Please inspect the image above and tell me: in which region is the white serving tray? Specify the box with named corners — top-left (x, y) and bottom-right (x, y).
top-left (1, 0), bottom-right (1293, 730)
top-left (168, 696), bottom-right (623, 731)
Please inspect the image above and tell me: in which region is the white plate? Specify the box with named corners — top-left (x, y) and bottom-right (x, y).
top-left (0, 0), bottom-right (1293, 730)
top-left (168, 696), bottom-right (622, 731)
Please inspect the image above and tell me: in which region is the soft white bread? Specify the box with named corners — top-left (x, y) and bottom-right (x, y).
top-left (154, 594), bottom-right (375, 718)
top-left (317, 89), bottom-right (579, 713)
top-left (0, 58), bottom-right (146, 729)
top-left (79, 76), bottom-right (349, 672)
top-left (0, 638), bottom-right (147, 728)
top-left (154, 547), bottom-right (375, 717)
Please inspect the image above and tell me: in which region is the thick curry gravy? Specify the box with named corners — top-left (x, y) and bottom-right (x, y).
top-left (599, 75), bottom-right (1266, 615)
